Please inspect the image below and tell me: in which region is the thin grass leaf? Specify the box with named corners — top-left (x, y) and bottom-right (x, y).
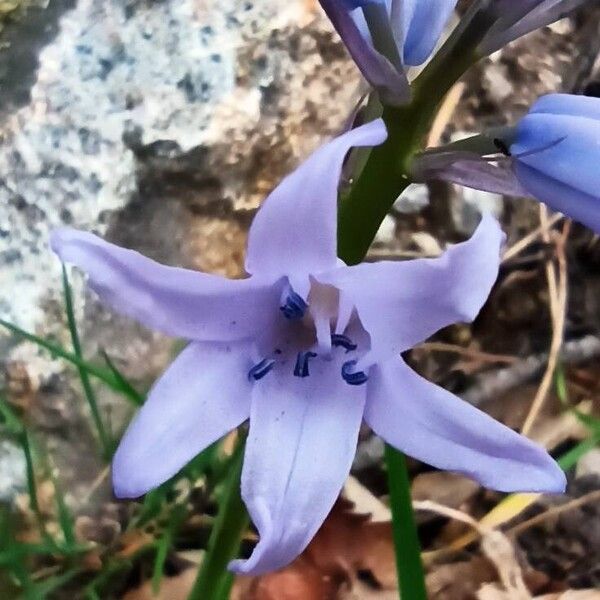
top-left (0, 395), bottom-right (24, 435)
top-left (0, 318), bottom-right (117, 390)
top-left (32, 567), bottom-right (80, 596)
top-left (46, 464), bottom-right (76, 549)
top-left (18, 429), bottom-right (55, 547)
top-left (152, 504), bottom-right (186, 594)
top-left (101, 350), bottom-right (144, 406)
top-left (62, 265), bottom-right (112, 457)
top-left (558, 430), bottom-right (600, 470)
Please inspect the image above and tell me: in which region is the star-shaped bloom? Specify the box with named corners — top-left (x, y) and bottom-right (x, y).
top-left (319, 0), bottom-right (457, 104)
top-left (413, 93), bottom-right (600, 233)
top-left (51, 119), bottom-right (565, 575)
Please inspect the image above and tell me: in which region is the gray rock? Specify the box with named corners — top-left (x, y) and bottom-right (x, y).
top-left (0, 440), bottom-right (26, 504)
top-left (394, 183), bottom-right (430, 214)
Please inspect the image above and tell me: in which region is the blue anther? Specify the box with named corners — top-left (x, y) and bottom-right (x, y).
top-left (248, 358), bottom-right (276, 381)
top-left (293, 351), bottom-right (318, 378)
top-left (280, 291), bottom-right (308, 320)
top-left (341, 360), bottom-right (368, 386)
top-left (331, 334), bottom-right (358, 353)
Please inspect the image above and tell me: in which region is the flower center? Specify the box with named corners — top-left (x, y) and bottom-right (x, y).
top-left (247, 283), bottom-right (369, 386)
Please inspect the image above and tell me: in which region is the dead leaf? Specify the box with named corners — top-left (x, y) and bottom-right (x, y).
top-left (233, 498), bottom-right (397, 599)
top-left (412, 472), bottom-right (480, 523)
top-left (534, 592), bottom-right (600, 600)
top-left (427, 556), bottom-right (498, 600)
top-left (234, 558), bottom-right (337, 600)
top-left (479, 531), bottom-right (530, 600)
top-left (122, 567), bottom-right (196, 600)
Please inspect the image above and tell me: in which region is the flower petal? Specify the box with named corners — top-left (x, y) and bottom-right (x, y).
top-left (230, 355), bottom-right (366, 575)
top-left (412, 150), bottom-right (528, 197)
top-left (526, 93), bottom-right (600, 120)
top-left (513, 113), bottom-right (600, 200)
top-left (318, 213), bottom-right (504, 364)
top-left (245, 120), bottom-right (387, 282)
top-left (399, 0), bottom-right (457, 66)
top-left (514, 162), bottom-right (600, 232)
top-left (52, 228), bottom-right (280, 341)
top-left (482, 0), bottom-right (587, 54)
top-left (112, 341), bottom-right (252, 498)
top-left (318, 1), bottom-right (410, 104)
top-left (365, 357), bottom-right (566, 493)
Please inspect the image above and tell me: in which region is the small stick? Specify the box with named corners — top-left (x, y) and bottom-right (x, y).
top-left (507, 490), bottom-right (600, 537)
top-left (521, 212), bottom-right (570, 436)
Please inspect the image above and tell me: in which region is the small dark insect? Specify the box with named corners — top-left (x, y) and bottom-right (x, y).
top-left (493, 137), bottom-right (512, 157)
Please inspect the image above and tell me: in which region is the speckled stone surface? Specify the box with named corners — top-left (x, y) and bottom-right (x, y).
top-left (0, 0), bottom-right (360, 334)
top-left (0, 0), bottom-right (362, 501)
top-left (1, 1), bottom-right (599, 504)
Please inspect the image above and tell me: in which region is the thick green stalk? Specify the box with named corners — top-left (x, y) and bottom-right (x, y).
top-left (338, 8), bottom-right (495, 266)
top-left (385, 445), bottom-right (427, 600)
top-left (336, 10), bottom-right (499, 600)
top-left (188, 437), bottom-right (248, 600)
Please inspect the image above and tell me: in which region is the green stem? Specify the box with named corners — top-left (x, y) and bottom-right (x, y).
top-left (188, 436), bottom-right (248, 600)
top-left (336, 12), bottom-right (500, 600)
top-left (385, 445), bottom-right (427, 600)
top-left (338, 7), bottom-right (495, 266)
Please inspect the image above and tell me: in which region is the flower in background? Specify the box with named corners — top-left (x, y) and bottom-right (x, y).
top-left (479, 0), bottom-right (589, 55)
top-left (319, 0), bottom-right (457, 104)
top-left (52, 119), bottom-right (565, 576)
top-left (413, 94), bottom-right (600, 233)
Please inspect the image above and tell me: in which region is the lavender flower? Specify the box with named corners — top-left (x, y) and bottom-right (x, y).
top-left (51, 119), bottom-right (564, 575)
top-left (480, 0), bottom-right (588, 55)
top-left (413, 94), bottom-right (600, 233)
top-left (319, 0), bottom-right (457, 104)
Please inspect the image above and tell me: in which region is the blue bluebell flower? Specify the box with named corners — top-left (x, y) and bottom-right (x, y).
top-left (414, 93), bottom-right (600, 233)
top-left (319, 0), bottom-right (457, 104)
top-left (51, 119), bottom-right (564, 576)
top-left (480, 0), bottom-right (589, 54)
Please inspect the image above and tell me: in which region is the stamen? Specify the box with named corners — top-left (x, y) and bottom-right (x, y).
top-left (331, 334), bottom-right (358, 353)
top-left (341, 360), bottom-right (369, 386)
top-left (248, 358), bottom-right (276, 381)
top-left (293, 351), bottom-right (317, 378)
top-left (280, 291), bottom-right (308, 320)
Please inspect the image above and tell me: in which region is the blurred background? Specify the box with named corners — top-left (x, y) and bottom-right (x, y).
top-left (2, 0), bottom-right (600, 598)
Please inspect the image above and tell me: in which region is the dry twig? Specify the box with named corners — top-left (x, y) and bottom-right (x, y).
top-left (521, 211), bottom-right (570, 435)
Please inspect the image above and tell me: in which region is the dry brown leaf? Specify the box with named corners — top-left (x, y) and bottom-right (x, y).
top-left (427, 556), bottom-right (498, 600)
top-left (479, 531), bottom-right (530, 600)
top-left (233, 498), bottom-right (397, 600)
top-left (234, 558), bottom-right (337, 600)
top-left (412, 472), bottom-right (480, 517)
top-left (534, 592), bottom-right (600, 600)
top-left (122, 567), bottom-right (196, 600)
top-left (117, 529), bottom-right (155, 558)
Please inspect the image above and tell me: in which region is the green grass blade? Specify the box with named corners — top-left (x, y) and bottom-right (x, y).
top-left (0, 318), bottom-right (117, 390)
top-left (101, 350), bottom-right (144, 406)
top-left (152, 505), bottom-right (185, 594)
top-left (32, 567), bottom-right (81, 595)
top-left (558, 430), bottom-right (600, 471)
top-left (47, 463), bottom-right (76, 549)
top-left (0, 396), bottom-right (25, 435)
top-left (18, 429), bottom-right (53, 546)
top-left (62, 266), bottom-right (111, 457)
